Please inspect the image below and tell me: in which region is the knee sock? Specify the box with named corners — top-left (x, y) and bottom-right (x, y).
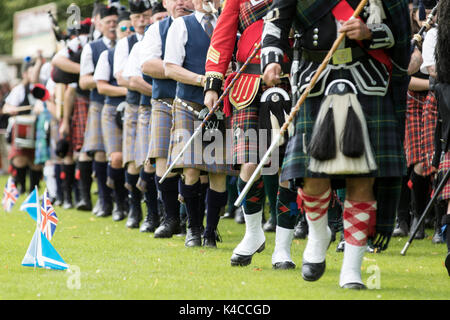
top-left (276, 186), bottom-right (299, 229)
top-left (205, 188), bottom-right (228, 238)
top-left (29, 169), bottom-right (43, 193)
top-left (108, 165), bottom-right (127, 205)
top-left (156, 175), bottom-right (180, 222)
top-left (410, 171), bottom-right (430, 218)
top-left (77, 161), bottom-right (93, 196)
top-left (12, 165), bottom-right (27, 194)
top-left (263, 174), bottom-right (279, 223)
top-left (226, 176), bottom-right (239, 213)
top-left (298, 187), bottom-right (332, 263)
top-left (93, 161), bottom-right (112, 206)
top-left (179, 179), bottom-right (201, 229)
top-left (237, 176), bottom-right (265, 215)
top-left (140, 170), bottom-right (158, 217)
top-left (62, 164), bottom-right (75, 199)
top-left (199, 181), bottom-right (208, 226)
top-left (443, 214), bottom-right (450, 252)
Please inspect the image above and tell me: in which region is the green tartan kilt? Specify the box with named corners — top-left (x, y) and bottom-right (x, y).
top-left (280, 88), bottom-right (407, 183)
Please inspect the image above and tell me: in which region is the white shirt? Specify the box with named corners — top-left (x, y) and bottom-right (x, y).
top-left (113, 32), bottom-right (144, 77)
top-left (5, 83), bottom-right (28, 107)
top-left (123, 41), bottom-right (144, 80)
top-left (93, 50), bottom-right (111, 82)
top-left (80, 36), bottom-right (114, 76)
top-left (420, 27), bottom-right (437, 75)
top-left (139, 19), bottom-right (168, 68)
top-left (56, 35), bottom-right (89, 59)
top-left (164, 12), bottom-right (217, 67)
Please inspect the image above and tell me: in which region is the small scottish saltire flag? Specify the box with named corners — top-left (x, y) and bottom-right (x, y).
top-left (20, 187), bottom-right (40, 222)
top-left (40, 189), bottom-right (58, 241)
top-left (2, 177), bottom-right (19, 212)
top-left (22, 229), bottom-right (68, 270)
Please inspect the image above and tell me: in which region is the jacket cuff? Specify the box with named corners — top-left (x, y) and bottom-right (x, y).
top-left (364, 23), bottom-right (395, 49)
top-left (261, 47), bottom-right (284, 74)
top-left (204, 72), bottom-right (224, 94)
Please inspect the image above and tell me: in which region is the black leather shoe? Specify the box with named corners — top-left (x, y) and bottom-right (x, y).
top-left (92, 199), bottom-right (100, 216)
top-left (140, 213), bottom-right (160, 233)
top-left (126, 206), bottom-right (142, 229)
top-left (294, 218), bottom-right (308, 239)
top-left (76, 198), bottom-right (93, 211)
top-left (185, 227), bottom-right (202, 247)
top-left (272, 261), bottom-right (296, 270)
top-left (230, 242), bottom-right (265, 267)
top-left (203, 237), bottom-right (217, 248)
top-left (112, 203), bottom-right (128, 222)
top-left (411, 216), bottom-right (427, 240)
top-left (392, 220), bottom-right (409, 237)
top-left (336, 233), bottom-right (345, 252)
top-left (234, 207), bottom-right (245, 224)
top-left (154, 219), bottom-right (181, 238)
top-left (342, 283), bottom-right (367, 290)
top-left (222, 208), bottom-right (236, 219)
top-left (302, 260), bottom-right (326, 281)
top-left (263, 218), bottom-right (276, 232)
top-left (97, 202), bottom-right (113, 218)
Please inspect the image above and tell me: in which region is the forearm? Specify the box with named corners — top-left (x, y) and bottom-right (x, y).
top-left (129, 76), bottom-right (152, 96)
top-left (408, 77), bottom-right (429, 91)
top-left (116, 72), bottom-right (130, 88)
top-left (96, 80), bottom-right (128, 97)
top-left (52, 56), bottom-right (80, 74)
top-left (142, 59), bottom-right (167, 79)
top-left (79, 74), bottom-right (97, 91)
top-left (165, 63), bottom-right (203, 87)
top-left (63, 86), bottom-right (76, 122)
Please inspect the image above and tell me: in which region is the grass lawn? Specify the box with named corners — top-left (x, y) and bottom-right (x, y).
top-left (0, 174), bottom-right (449, 300)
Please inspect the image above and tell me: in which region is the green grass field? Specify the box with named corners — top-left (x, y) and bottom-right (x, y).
top-left (0, 175), bottom-right (449, 300)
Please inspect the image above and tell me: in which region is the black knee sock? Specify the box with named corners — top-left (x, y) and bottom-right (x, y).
top-left (276, 186), bottom-right (299, 229)
top-left (443, 215), bottom-right (450, 252)
top-left (12, 165), bottom-right (27, 194)
top-left (109, 166), bottom-right (127, 205)
top-left (263, 174), bottom-right (279, 223)
top-left (226, 176), bottom-right (238, 213)
top-left (199, 182), bottom-right (208, 226)
top-left (94, 161), bottom-right (112, 206)
top-left (237, 176), bottom-right (265, 215)
top-left (77, 161), bottom-right (93, 196)
top-left (29, 169), bottom-right (43, 193)
top-left (140, 170), bottom-right (158, 216)
top-left (205, 188), bottom-right (228, 238)
top-left (156, 175), bottom-right (180, 222)
top-left (397, 175), bottom-right (411, 226)
top-left (179, 179), bottom-right (201, 229)
top-left (410, 171), bottom-right (430, 218)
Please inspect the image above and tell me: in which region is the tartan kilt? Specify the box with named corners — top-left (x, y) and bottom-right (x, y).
top-left (135, 105), bottom-right (152, 168)
top-left (101, 104), bottom-right (123, 157)
top-left (81, 101), bottom-right (105, 154)
top-left (167, 98), bottom-right (233, 174)
top-left (280, 88), bottom-right (406, 183)
top-left (420, 92), bottom-right (437, 176)
top-left (122, 103), bottom-right (139, 166)
top-left (437, 151), bottom-right (450, 202)
top-left (71, 94), bottom-right (90, 153)
top-left (404, 90), bottom-right (428, 168)
top-left (147, 98), bottom-right (173, 162)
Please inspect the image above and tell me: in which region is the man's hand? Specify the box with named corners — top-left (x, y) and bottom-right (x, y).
top-left (204, 90), bottom-right (219, 111)
top-left (339, 19), bottom-right (372, 41)
top-left (263, 63), bottom-right (282, 87)
top-left (2, 104), bottom-right (18, 116)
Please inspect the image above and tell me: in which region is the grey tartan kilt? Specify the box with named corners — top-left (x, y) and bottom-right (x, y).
top-left (81, 101), bottom-right (105, 154)
top-left (167, 98), bottom-right (234, 174)
top-left (101, 104), bottom-right (122, 158)
top-left (122, 103), bottom-right (139, 166)
top-left (147, 98), bottom-right (174, 162)
top-left (135, 104), bottom-right (152, 168)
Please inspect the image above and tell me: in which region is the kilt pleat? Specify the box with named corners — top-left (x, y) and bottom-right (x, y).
top-left (147, 99), bottom-right (173, 161)
top-left (420, 92), bottom-right (437, 176)
top-left (81, 101), bottom-right (105, 154)
top-left (122, 103), bottom-right (139, 166)
top-left (71, 94), bottom-right (90, 153)
top-left (101, 104), bottom-right (122, 157)
top-left (437, 152), bottom-right (450, 202)
top-left (135, 105), bottom-right (152, 168)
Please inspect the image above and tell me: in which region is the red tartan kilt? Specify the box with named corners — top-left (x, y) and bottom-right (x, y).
top-left (421, 92), bottom-right (437, 176)
top-left (70, 94), bottom-right (89, 153)
top-left (437, 152), bottom-right (450, 202)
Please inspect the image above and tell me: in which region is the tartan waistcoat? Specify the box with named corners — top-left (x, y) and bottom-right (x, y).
top-left (89, 39), bottom-right (108, 104)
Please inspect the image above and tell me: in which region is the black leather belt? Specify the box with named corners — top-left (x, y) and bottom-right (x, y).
top-left (236, 62), bottom-right (291, 75)
top-left (302, 46), bottom-right (366, 65)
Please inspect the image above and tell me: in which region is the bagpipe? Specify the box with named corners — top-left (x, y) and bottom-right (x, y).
top-left (411, 2), bottom-right (439, 53)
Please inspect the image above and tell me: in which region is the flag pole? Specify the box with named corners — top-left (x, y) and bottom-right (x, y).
top-left (34, 186), bottom-right (40, 269)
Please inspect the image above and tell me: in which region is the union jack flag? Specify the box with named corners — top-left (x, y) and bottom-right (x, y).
top-left (40, 189), bottom-right (58, 241)
top-left (2, 177), bottom-right (19, 212)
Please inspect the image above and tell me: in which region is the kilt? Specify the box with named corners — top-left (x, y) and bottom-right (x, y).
top-left (135, 105), bottom-right (152, 168)
top-left (122, 103), bottom-right (139, 166)
top-left (101, 104), bottom-right (123, 157)
top-left (437, 152), bottom-right (450, 202)
top-left (280, 85), bottom-right (406, 183)
top-left (420, 92), bottom-right (437, 176)
top-left (147, 98), bottom-right (174, 162)
top-left (71, 94), bottom-right (90, 153)
top-left (82, 101), bottom-right (105, 154)
top-left (167, 98), bottom-right (232, 174)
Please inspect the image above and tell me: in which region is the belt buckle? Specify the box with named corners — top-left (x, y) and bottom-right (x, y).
top-left (332, 48), bottom-right (352, 65)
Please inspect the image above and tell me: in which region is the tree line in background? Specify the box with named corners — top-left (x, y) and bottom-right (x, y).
top-left (0, 0), bottom-right (125, 56)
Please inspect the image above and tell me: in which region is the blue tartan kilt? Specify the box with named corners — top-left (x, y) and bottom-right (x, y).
top-left (147, 98), bottom-right (173, 162)
top-left (81, 101), bottom-right (105, 154)
top-left (280, 87), bottom-right (406, 183)
top-left (135, 105), bottom-right (152, 168)
top-left (101, 104), bottom-right (122, 158)
top-left (122, 103), bottom-right (139, 166)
